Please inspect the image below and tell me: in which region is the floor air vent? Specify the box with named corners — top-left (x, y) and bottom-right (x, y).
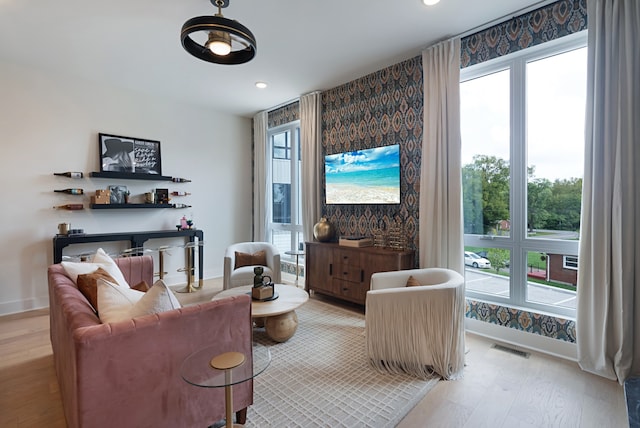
top-left (491, 343), bottom-right (530, 359)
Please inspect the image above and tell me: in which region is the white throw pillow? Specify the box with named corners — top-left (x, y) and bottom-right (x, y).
top-left (97, 278), bottom-right (145, 323)
top-left (97, 278), bottom-right (181, 324)
top-left (91, 248), bottom-right (130, 288)
top-left (129, 279), bottom-right (182, 319)
top-left (61, 248), bottom-right (130, 288)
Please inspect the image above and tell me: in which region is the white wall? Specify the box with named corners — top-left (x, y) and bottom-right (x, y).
top-left (0, 61), bottom-right (254, 316)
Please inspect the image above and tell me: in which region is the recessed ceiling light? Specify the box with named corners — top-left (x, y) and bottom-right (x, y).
top-left (422, 0), bottom-right (440, 5)
top-left (255, 81), bottom-right (268, 89)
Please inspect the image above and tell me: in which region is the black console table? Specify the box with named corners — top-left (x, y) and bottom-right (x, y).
top-left (52, 229), bottom-right (204, 283)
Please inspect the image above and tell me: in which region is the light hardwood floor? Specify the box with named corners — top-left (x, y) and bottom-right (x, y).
top-left (0, 278), bottom-right (628, 427)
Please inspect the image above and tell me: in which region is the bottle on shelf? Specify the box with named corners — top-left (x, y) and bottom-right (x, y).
top-left (171, 191), bottom-right (191, 196)
top-left (54, 188), bottom-right (84, 195)
top-left (171, 177), bottom-right (191, 183)
top-left (54, 172), bottom-right (84, 178)
top-left (173, 203), bottom-right (192, 209)
top-left (53, 204), bottom-right (84, 210)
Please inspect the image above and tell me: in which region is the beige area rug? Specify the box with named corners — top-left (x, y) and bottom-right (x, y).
top-left (246, 297), bottom-right (439, 428)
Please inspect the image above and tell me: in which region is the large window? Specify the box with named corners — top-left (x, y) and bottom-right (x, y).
top-left (267, 122), bottom-right (303, 257)
top-left (460, 33), bottom-right (587, 317)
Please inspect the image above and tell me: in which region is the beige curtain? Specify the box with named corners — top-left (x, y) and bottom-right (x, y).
top-left (419, 38), bottom-right (464, 274)
top-left (253, 110), bottom-right (269, 241)
top-left (577, 0), bottom-right (640, 383)
top-left (300, 92), bottom-right (323, 243)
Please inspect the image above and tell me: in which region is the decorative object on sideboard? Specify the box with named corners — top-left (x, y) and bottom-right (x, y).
top-left (180, 0), bottom-right (257, 65)
top-left (313, 217), bottom-right (335, 242)
top-left (99, 132), bottom-right (162, 176)
top-left (386, 218), bottom-right (406, 250)
top-left (54, 171), bottom-right (83, 178)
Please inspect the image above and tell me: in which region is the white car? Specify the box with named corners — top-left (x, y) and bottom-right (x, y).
top-left (464, 251), bottom-right (491, 269)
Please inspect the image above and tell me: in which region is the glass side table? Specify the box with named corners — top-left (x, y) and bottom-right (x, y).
top-left (285, 249), bottom-right (305, 287)
top-left (181, 343), bottom-right (271, 428)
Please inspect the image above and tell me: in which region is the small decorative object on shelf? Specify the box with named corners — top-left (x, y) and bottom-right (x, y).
top-left (313, 217), bottom-right (335, 242)
top-left (171, 177), bottom-right (191, 183)
top-left (54, 172), bottom-right (84, 178)
top-left (54, 188), bottom-right (84, 195)
top-left (171, 191), bottom-right (191, 196)
top-left (174, 203), bottom-right (192, 209)
top-left (53, 204), bottom-right (84, 210)
top-left (124, 190), bottom-right (130, 203)
top-left (155, 188), bottom-right (169, 204)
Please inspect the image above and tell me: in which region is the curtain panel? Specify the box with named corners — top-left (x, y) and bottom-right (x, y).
top-left (300, 92), bottom-right (323, 243)
top-left (577, 0), bottom-right (640, 382)
top-left (253, 111), bottom-right (269, 241)
top-left (419, 38), bottom-right (464, 274)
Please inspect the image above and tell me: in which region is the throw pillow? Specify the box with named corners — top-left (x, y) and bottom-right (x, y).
top-left (129, 279), bottom-right (182, 319)
top-left (406, 275), bottom-right (421, 287)
top-left (234, 250), bottom-right (267, 269)
top-left (97, 278), bottom-right (145, 323)
top-left (61, 248), bottom-right (130, 288)
top-left (131, 280), bottom-right (151, 292)
top-left (91, 248), bottom-right (130, 288)
top-left (77, 267), bottom-right (116, 310)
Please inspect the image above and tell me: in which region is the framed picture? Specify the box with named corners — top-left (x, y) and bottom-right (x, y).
top-left (108, 185), bottom-right (128, 204)
top-left (99, 133), bottom-right (162, 175)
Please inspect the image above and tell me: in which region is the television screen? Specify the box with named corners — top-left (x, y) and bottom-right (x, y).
top-left (325, 144), bottom-right (400, 204)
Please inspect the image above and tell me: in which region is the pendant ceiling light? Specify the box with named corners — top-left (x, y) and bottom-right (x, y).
top-left (181, 0), bottom-right (256, 65)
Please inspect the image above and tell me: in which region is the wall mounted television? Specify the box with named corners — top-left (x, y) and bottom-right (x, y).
top-left (324, 144), bottom-right (400, 204)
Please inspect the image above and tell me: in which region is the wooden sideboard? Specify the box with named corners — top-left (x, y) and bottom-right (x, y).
top-left (305, 242), bottom-right (414, 305)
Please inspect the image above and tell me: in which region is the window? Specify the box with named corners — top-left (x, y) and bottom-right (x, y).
top-left (267, 121), bottom-right (303, 258)
top-left (563, 255), bottom-right (578, 270)
top-left (460, 33), bottom-right (586, 317)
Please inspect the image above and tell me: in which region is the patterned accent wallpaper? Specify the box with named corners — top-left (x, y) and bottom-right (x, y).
top-left (461, 0), bottom-right (587, 68)
top-left (268, 0), bottom-right (584, 343)
top-left (268, 101), bottom-right (300, 128)
top-left (321, 56), bottom-right (423, 263)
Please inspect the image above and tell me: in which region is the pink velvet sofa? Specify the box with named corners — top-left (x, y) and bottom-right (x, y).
top-left (48, 254), bottom-right (253, 428)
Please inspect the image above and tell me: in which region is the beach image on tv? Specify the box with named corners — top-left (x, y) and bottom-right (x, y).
top-left (325, 144), bottom-right (400, 204)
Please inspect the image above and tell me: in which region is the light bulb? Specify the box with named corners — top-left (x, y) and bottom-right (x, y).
top-left (206, 31), bottom-right (232, 56)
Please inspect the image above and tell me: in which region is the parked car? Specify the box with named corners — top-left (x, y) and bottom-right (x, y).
top-left (464, 251), bottom-right (491, 269)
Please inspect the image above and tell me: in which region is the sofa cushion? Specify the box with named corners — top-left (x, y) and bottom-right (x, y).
top-left (129, 280), bottom-right (181, 319)
top-left (234, 250), bottom-right (267, 269)
top-left (77, 267), bottom-right (116, 310)
top-left (131, 280), bottom-right (151, 292)
top-left (97, 278), bottom-right (181, 323)
top-left (97, 279), bottom-right (145, 323)
top-left (62, 248), bottom-right (130, 288)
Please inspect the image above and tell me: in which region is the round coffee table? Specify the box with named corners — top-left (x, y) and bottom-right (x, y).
top-left (214, 284), bottom-right (309, 342)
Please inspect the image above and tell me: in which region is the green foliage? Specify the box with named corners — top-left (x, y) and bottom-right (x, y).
top-left (462, 156), bottom-right (582, 233)
top-left (486, 248), bottom-right (509, 273)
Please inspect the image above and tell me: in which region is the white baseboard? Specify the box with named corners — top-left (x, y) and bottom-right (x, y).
top-left (0, 296), bottom-right (50, 317)
top-left (465, 317), bottom-right (577, 362)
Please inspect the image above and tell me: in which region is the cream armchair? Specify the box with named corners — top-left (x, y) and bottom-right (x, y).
top-left (223, 242), bottom-right (281, 290)
top-left (365, 268), bottom-right (465, 380)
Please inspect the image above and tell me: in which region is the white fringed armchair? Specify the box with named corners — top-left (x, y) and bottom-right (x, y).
top-left (365, 268), bottom-right (465, 380)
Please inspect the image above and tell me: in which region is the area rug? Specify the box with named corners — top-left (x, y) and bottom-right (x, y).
top-left (245, 298), bottom-right (439, 427)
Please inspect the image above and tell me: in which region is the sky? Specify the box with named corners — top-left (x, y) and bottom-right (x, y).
top-left (460, 46), bottom-right (587, 182)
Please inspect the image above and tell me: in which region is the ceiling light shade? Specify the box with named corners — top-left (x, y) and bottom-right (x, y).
top-left (181, 0), bottom-right (257, 65)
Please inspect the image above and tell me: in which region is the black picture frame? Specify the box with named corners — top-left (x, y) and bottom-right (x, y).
top-left (99, 133), bottom-right (162, 176)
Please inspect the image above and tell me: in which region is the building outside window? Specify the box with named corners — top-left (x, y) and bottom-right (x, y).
top-left (267, 121), bottom-right (303, 260)
top-left (460, 32), bottom-right (587, 318)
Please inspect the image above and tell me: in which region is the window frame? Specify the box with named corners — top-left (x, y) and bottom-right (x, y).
top-left (460, 31), bottom-right (586, 318)
top-left (266, 120), bottom-right (303, 258)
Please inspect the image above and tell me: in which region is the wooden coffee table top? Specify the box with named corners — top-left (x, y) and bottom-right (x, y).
top-left (213, 284), bottom-right (309, 317)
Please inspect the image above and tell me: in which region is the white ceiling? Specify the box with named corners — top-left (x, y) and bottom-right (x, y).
top-left (0, 0), bottom-right (551, 118)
